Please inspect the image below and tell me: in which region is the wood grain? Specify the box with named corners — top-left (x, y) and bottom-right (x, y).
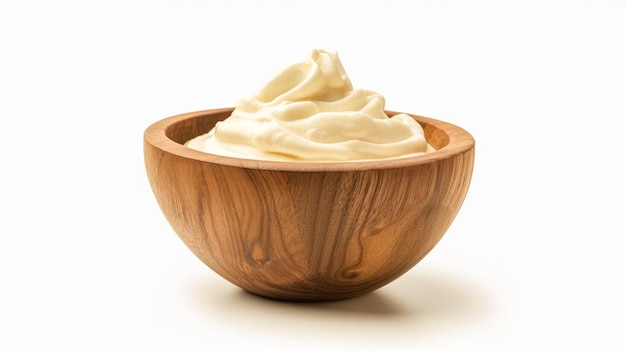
top-left (144, 108), bottom-right (474, 301)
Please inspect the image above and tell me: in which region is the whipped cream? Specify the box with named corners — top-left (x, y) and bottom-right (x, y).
top-left (186, 49), bottom-right (432, 162)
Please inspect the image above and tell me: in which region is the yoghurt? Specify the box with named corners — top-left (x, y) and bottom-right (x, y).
top-left (186, 49), bottom-right (432, 162)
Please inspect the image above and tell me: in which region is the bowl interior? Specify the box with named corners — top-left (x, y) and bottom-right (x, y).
top-left (165, 108), bottom-right (232, 145)
top-left (145, 108), bottom-right (473, 172)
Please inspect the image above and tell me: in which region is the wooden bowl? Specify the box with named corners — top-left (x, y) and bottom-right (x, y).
top-left (144, 108), bottom-right (474, 301)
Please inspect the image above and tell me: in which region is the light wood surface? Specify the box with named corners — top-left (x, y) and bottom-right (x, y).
top-left (144, 108), bottom-right (474, 301)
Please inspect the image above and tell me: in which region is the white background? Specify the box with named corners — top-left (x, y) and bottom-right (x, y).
top-left (1, 0), bottom-right (625, 350)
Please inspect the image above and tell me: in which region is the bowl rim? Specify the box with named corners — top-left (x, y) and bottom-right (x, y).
top-left (144, 108), bottom-right (475, 172)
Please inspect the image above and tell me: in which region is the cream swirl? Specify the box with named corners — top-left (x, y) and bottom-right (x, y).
top-left (186, 49), bottom-right (431, 162)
